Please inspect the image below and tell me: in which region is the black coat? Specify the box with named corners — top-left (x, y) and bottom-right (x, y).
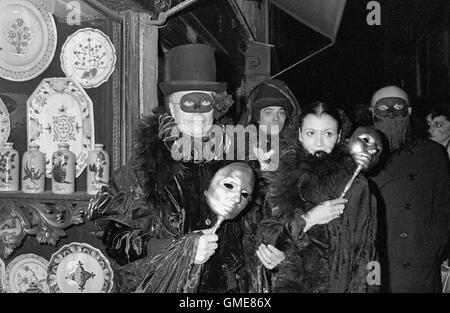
top-left (89, 114), bottom-right (245, 293)
top-left (370, 139), bottom-right (450, 292)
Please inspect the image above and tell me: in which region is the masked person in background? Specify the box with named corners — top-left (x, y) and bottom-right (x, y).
top-left (426, 103), bottom-right (450, 159)
top-left (88, 44), bottom-right (255, 293)
top-left (254, 101), bottom-right (378, 292)
top-left (369, 86), bottom-right (450, 293)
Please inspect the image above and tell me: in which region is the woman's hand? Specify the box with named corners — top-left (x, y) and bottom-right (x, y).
top-left (301, 198), bottom-right (348, 232)
top-left (256, 244), bottom-right (285, 270)
top-left (194, 228), bottom-right (219, 264)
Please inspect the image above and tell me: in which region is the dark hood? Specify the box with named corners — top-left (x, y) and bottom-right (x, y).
top-left (239, 79), bottom-right (301, 133)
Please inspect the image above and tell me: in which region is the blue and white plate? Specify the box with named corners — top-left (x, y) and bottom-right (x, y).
top-left (47, 242), bottom-right (113, 293)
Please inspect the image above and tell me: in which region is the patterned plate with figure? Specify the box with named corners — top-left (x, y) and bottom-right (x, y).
top-left (0, 0), bottom-right (57, 81)
top-left (3, 253), bottom-right (50, 293)
top-left (27, 77), bottom-right (95, 178)
top-left (61, 28), bottom-right (116, 89)
top-left (0, 98), bottom-right (11, 146)
top-left (47, 242), bottom-right (113, 293)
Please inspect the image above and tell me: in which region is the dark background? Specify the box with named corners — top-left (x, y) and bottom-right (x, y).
top-left (270, 0), bottom-right (450, 121)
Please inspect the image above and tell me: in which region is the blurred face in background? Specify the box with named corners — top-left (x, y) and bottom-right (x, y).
top-left (299, 113), bottom-right (340, 155)
top-left (427, 114), bottom-right (450, 146)
top-left (259, 106), bottom-right (286, 136)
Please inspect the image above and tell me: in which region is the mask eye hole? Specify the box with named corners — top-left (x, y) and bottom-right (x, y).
top-left (224, 183), bottom-right (234, 190)
top-left (183, 100), bottom-right (195, 107)
top-left (241, 191), bottom-right (250, 199)
top-left (360, 136), bottom-right (371, 143)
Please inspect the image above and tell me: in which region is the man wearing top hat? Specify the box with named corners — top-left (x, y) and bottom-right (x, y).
top-left (88, 43), bottom-right (252, 293)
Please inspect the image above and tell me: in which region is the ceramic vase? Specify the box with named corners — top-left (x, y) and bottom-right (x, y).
top-left (51, 143), bottom-right (76, 194)
top-left (0, 142), bottom-right (19, 191)
top-left (87, 144), bottom-right (110, 195)
top-left (22, 143), bottom-right (46, 193)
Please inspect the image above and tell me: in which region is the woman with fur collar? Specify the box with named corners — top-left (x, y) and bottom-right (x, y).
top-left (256, 101), bottom-right (378, 292)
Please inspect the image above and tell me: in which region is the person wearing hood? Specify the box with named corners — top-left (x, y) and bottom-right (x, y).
top-left (254, 101), bottom-right (378, 292)
top-left (239, 79), bottom-right (300, 171)
top-left (237, 79), bottom-right (301, 292)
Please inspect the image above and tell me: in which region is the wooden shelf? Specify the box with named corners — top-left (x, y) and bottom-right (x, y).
top-left (0, 191), bottom-right (94, 202)
top-left (0, 191), bottom-right (94, 259)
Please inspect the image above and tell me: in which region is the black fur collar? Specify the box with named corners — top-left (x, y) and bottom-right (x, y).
top-left (266, 143), bottom-right (356, 220)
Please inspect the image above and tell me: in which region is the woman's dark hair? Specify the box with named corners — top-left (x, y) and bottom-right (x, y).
top-left (297, 101), bottom-right (343, 132)
top-left (428, 103), bottom-right (450, 121)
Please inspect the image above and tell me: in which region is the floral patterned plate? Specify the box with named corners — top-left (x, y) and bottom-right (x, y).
top-left (0, 0), bottom-right (57, 81)
top-left (27, 77), bottom-right (95, 178)
top-left (0, 98), bottom-right (11, 146)
top-left (3, 253), bottom-right (50, 293)
top-left (47, 242), bottom-right (114, 293)
top-left (61, 28), bottom-right (116, 89)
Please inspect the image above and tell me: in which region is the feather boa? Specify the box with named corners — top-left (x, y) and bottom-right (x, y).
top-left (135, 114), bottom-right (187, 205)
top-left (266, 143), bottom-right (356, 223)
top-left (258, 143), bottom-right (359, 292)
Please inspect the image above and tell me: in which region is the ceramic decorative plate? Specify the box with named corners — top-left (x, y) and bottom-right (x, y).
top-left (0, 0), bottom-right (57, 82)
top-left (61, 28), bottom-right (116, 89)
top-left (47, 242), bottom-right (113, 293)
top-left (27, 77), bottom-right (95, 178)
top-left (0, 98), bottom-right (11, 145)
top-left (0, 258), bottom-right (5, 293)
top-left (3, 253), bottom-right (50, 293)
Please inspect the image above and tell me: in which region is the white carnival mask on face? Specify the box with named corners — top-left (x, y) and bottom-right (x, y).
top-left (205, 163), bottom-right (255, 221)
top-left (169, 90), bottom-right (215, 138)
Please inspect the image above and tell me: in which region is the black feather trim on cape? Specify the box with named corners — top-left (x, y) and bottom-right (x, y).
top-left (135, 114), bottom-right (187, 214)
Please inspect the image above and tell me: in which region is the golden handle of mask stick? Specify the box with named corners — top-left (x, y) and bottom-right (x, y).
top-left (210, 216), bottom-right (225, 234)
top-left (340, 164), bottom-right (363, 199)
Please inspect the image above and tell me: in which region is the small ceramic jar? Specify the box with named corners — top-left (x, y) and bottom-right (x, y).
top-left (0, 142), bottom-right (19, 191)
top-left (22, 143), bottom-right (46, 193)
top-left (86, 144), bottom-right (110, 195)
top-left (51, 143), bottom-right (76, 194)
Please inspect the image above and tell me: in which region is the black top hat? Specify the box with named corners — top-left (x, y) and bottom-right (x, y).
top-left (159, 44), bottom-right (227, 96)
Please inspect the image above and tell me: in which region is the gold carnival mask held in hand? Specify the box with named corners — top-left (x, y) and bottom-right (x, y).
top-left (348, 126), bottom-right (383, 171)
top-left (204, 162), bottom-right (255, 233)
top-left (340, 126), bottom-right (383, 199)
